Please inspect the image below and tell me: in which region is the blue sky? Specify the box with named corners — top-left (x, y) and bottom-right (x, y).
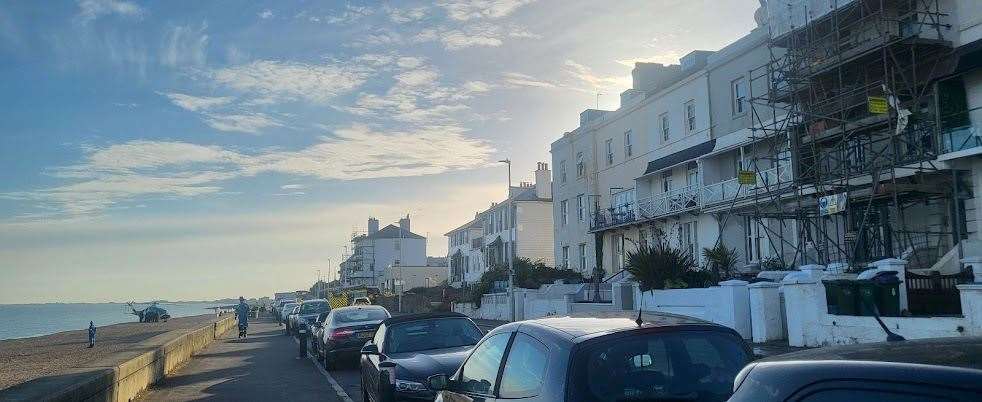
top-left (0, 0), bottom-right (759, 303)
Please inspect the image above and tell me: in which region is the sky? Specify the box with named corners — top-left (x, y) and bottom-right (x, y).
top-left (0, 0), bottom-right (760, 303)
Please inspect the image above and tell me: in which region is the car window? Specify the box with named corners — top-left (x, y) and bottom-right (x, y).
top-left (334, 308), bottom-right (388, 323)
top-left (498, 333), bottom-right (548, 398)
top-left (569, 330), bottom-right (751, 402)
top-left (385, 318), bottom-right (483, 353)
top-left (300, 301), bottom-right (329, 314)
top-left (372, 323), bottom-right (386, 349)
top-left (459, 333), bottom-right (511, 396)
top-left (801, 389), bottom-right (954, 401)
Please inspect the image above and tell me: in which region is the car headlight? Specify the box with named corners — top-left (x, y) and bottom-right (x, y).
top-left (394, 379), bottom-right (427, 393)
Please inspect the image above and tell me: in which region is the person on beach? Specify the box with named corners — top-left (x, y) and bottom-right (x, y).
top-left (235, 296), bottom-right (249, 338)
top-left (87, 321), bottom-right (96, 348)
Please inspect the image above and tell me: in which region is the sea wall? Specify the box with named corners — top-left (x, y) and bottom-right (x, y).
top-left (1, 315), bottom-right (236, 402)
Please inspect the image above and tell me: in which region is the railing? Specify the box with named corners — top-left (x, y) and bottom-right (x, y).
top-left (637, 184), bottom-right (700, 219)
top-left (702, 163), bottom-right (793, 206)
top-left (940, 124), bottom-right (981, 154)
top-left (590, 204), bottom-right (639, 231)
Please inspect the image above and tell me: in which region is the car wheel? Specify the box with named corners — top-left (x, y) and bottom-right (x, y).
top-left (323, 351), bottom-right (335, 370)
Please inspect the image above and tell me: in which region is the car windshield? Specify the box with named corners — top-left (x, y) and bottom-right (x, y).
top-left (385, 318), bottom-right (482, 354)
top-left (334, 309), bottom-right (388, 324)
top-left (282, 304), bottom-right (296, 311)
top-left (300, 301), bottom-right (329, 314)
top-left (569, 330), bottom-right (751, 402)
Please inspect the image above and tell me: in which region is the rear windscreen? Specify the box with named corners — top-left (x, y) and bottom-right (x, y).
top-left (568, 330), bottom-right (751, 402)
top-left (334, 309), bottom-right (388, 324)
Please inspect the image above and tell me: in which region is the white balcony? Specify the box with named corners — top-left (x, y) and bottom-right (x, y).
top-left (637, 184), bottom-right (701, 219)
top-left (701, 163), bottom-right (793, 206)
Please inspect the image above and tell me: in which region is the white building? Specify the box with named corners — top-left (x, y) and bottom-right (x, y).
top-left (340, 216), bottom-right (426, 289)
top-left (382, 265), bottom-right (448, 293)
top-left (446, 163), bottom-right (555, 287)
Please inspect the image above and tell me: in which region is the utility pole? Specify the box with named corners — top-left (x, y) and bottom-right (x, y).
top-left (498, 159), bottom-right (515, 321)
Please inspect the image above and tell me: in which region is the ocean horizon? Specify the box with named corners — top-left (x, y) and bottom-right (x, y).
top-left (0, 302), bottom-right (222, 340)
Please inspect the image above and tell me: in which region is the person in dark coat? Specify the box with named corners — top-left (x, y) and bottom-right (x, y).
top-left (235, 296), bottom-right (250, 338)
top-left (87, 321), bottom-right (96, 348)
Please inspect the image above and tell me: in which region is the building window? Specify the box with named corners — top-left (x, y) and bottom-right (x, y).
top-left (576, 152), bottom-right (584, 177)
top-left (745, 216), bottom-right (770, 263)
top-left (561, 246), bottom-right (570, 269)
top-left (731, 77), bottom-right (747, 115)
top-left (685, 100), bottom-right (696, 133)
top-left (560, 200), bottom-right (568, 226)
top-left (624, 130), bottom-right (633, 157)
top-left (394, 239), bottom-right (401, 251)
top-left (661, 171), bottom-right (673, 193)
top-left (578, 243), bottom-right (587, 271)
top-left (680, 221), bottom-right (698, 258)
top-left (638, 228), bottom-right (648, 248)
top-left (660, 113), bottom-right (670, 142)
top-left (605, 139), bottom-right (614, 166)
top-left (686, 162), bottom-right (699, 187)
top-left (559, 160), bottom-right (567, 183)
top-left (613, 234), bottom-right (625, 270)
top-left (576, 194), bottom-right (585, 222)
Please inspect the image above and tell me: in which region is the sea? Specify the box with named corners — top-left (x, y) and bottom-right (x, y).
top-left (0, 302), bottom-right (220, 340)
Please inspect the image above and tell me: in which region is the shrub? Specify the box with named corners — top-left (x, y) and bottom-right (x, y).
top-left (464, 258), bottom-right (585, 306)
top-left (702, 243), bottom-right (740, 283)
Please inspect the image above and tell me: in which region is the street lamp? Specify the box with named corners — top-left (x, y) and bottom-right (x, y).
top-left (498, 159), bottom-right (516, 322)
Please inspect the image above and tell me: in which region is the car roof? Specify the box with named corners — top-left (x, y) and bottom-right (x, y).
top-left (381, 311), bottom-right (469, 325)
top-left (513, 311), bottom-right (718, 341)
top-left (764, 336), bottom-right (982, 369)
top-left (332, 305), bottom-right (387, 312)
top-left (300, 299), bottom-right (328, 304)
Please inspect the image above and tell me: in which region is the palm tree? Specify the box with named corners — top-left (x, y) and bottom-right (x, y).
top-left (625, 241), bottom-right (697, 324)
top-left (702, 244), bottom-right (739, 283)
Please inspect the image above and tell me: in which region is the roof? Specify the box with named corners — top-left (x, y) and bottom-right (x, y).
top-left (764, 336), bottom-right (982, 370)
top-left (366, 224), bottom-right (425, 240)
top-left (521, 311), bottom-right (715, 340)
top-left (642, 139), bottom-right (716, 176)
top-left (381, 311), bottom-right (469, 326)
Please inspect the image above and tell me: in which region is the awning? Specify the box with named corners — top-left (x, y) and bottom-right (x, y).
top-left (641, 139), bottom-right (716, 177)
top-left (451, 249), bottom-right (463, 258)
top-left (954, 38), bottom-right (982, 74)
top-left (486, 235), bottom-right (503, 247)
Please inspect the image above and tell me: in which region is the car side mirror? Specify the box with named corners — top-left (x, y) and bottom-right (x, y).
top-left (427, 374), bottom-right (449, 391)
top-left (360, 343), bottom-right (379, 355)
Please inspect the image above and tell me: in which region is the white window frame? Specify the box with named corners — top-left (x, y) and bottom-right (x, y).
top-left (578, 243), bottom-right (587, 271)
top-left (660, 113), bottom-right (670, 142)
top-left (560, 200), bottom-right (568, 226)
top-left (680, 221), bottom-right (698, 258)
top-left (684, 100), bottom-right (696, 133)
top-left (745, 216), bottom-right (771, 263)
top-left (576, 194), bottom-right (585, 222)
top-left (686, 162), bottom-right (699, 187)
top-left (561, 246), bottom-right (570, 269)
top-left (624, 130), bottom-right (633, 157)
top-left (576, 152), bottom-right (584, 177)
top-left (605, 139), bottom-right (614, 166)
top-left (661, 171), bottom-right (673, 193)
top-left (731, 77), bottom-right (747, 116)
top-left (559, 160), bottom-right (567, 183)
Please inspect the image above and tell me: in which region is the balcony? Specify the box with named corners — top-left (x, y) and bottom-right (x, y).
top-left (637, 184), bottom-right (700, 219)
top-left (702, 163), bottom-right (793, 207)
top-left (471, 237), bottom-right (484, 250)
top-left (590, 205), bottom-right (638, 232)
top-left (940, 124), bottom-right (981, 155)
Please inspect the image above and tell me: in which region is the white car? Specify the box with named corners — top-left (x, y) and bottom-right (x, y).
top-left (350, 297), bottom-right (371, 306)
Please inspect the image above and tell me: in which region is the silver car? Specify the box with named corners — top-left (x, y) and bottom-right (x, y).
top-left (314, 305), bottom-right (390, 369)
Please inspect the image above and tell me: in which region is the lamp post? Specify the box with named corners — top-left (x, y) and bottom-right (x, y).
top-left (498, 159), bottom-right (516, 321)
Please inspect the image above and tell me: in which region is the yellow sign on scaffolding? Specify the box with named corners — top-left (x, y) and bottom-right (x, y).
top-left (868, 96), bottom-right (889, 114)
top-left (738, 170), bottom-right (757, 185)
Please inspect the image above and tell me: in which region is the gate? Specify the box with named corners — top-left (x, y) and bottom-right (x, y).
top-left (906, 270), bottom-right (973, 316)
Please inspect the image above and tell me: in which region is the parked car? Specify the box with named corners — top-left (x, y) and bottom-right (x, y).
top-left (729, 336), bottom-right (982, 401)
top-left (351, 296), bottom-right (372, 306)
top-left (314, 305), bottom-right (390, 369)
top-left (278, 302), bottom-right (298, 326)
top-left (427, 311), bottom-right (752, 402)
top-left (273, 300), bottom-right (294, 323)
top-left (289, 299), bottom-right (330, 336)
top-left (283, 304), bottom-right (301, 335)
top-left (360, 312), bottom-right (484, 402)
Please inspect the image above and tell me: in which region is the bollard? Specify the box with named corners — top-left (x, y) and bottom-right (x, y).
top-left (298, 326), bottom-right (308, 359)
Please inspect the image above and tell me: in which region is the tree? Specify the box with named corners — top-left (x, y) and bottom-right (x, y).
top-left (702, 243), bottom-right (740, 283)
top-left (625, 239), bottom-right (700, 324)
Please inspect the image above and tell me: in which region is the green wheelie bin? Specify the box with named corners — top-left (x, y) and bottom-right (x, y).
top-left (824, 280), bottom-right (859, 315)
top-left (858, 279), bottom-right (901, 317)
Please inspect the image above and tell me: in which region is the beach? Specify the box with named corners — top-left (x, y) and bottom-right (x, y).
top-left (0, 314), bottom-right (222, 391)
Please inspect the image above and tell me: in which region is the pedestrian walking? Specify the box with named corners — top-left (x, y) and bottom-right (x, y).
top-left (235, 296), bottom-right (250, 338)
top-left (87, 321), bottom-right (96, 348)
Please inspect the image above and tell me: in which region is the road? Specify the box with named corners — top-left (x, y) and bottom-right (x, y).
top-left (138, 316), bottom-right (505, 402)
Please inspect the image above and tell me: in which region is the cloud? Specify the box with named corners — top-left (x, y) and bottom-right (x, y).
top-left (348, 29), bottom-right (404, 48)
top-left (258, 9), bottom-right (273, 19)
top-left (211, 60), bottom-right (374, 103)
top-left (161, 23), bottom-right (209, 68)
top-left (280, 184), bottom-right (306, 190)
top-left (414, 23), bottom-right (536, 50)
top-left (501, 72), bottom-right (556, 88)
top-left (436, 0), bottom-right (536, 21)
top-left (564, 59), bottom-right (631, 90)
top-left (385, 6), bottom-right (427, 23)
top-left (163, 92), bottom-right (233, 112)
top-left (7, 124), bottom-right (494, 217)
top-left (76, 0), bottom-right (143, 23)
top-left (616, 50), bottom-right (684, 67)
top-left (326, 4), bottom-right (373, 24)
top-left (203, 112), bottom-right (282, 134)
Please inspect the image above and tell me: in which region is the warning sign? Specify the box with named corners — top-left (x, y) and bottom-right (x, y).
top-left (738, 170), bottom-right (757, 185)
top-left (819, 192), bottom-right (848, 216)
top-left (868, 97), bottom-right (889, 114)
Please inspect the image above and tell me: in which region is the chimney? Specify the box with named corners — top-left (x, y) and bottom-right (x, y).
top-left (398, 215), bottom-right (410, 234)
top-left (368, 217), bottom-right (379, 235)
top-left (534, 162), bottom-right (551, 199)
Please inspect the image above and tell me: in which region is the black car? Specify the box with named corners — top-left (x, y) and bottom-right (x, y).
top-left (729, 336), bottom-right (982, 401)
top-left (314, 305), bottom-right (390, 369)
top-left (427, 311), bottom-right (753, 402)
top-left (360, 312), bottom-right (484, 402)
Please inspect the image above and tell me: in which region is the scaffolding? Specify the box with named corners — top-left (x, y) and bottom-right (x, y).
top-left (740, 0), bottom-right (966, 271)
